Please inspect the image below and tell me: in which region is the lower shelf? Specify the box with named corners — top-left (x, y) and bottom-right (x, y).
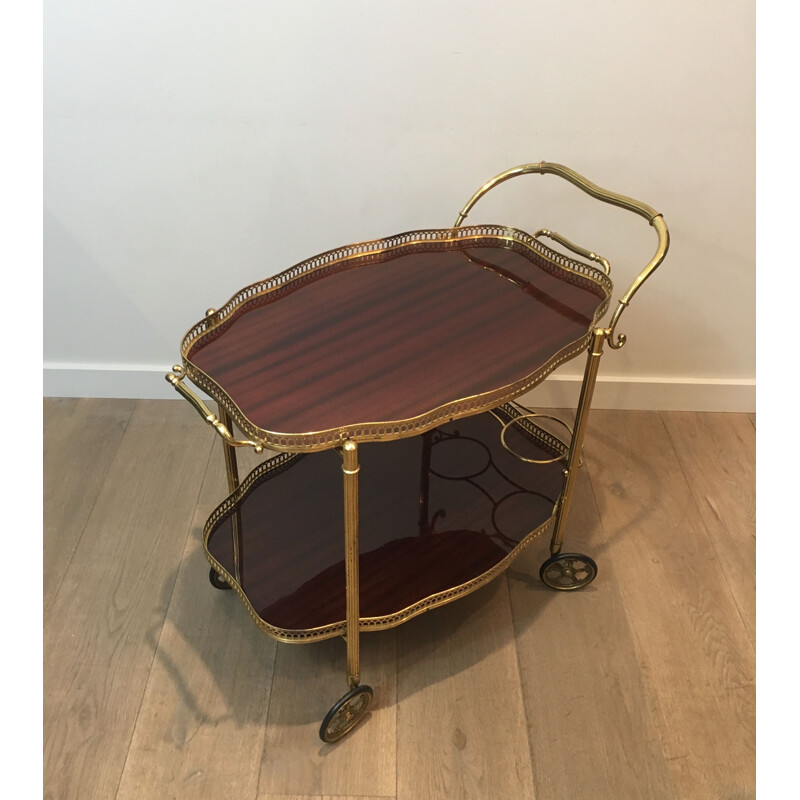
top-left (204, 404), bottom-right (567, 640)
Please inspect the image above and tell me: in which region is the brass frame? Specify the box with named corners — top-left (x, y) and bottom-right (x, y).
top-left (217, 403), bottom-right (242, 582)
top-left (548, 327), bottom-right (606, 556)
top-left (167, 160), bottom-right (669, 738)
top-left (453, 161), bottom-right (669, 555)
top-left (341, 441), bottom-right (361, 688)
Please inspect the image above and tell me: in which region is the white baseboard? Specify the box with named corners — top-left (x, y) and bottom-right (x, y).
top-left (44, 364), bottom-right (179, 401)
top-left (515, 374), bottom-right (755, 412)
top-left (43, 364), bottom-right (756, 413)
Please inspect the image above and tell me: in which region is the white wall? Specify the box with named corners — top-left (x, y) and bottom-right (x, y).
top-left (44, 0), bottom-right (755, 410)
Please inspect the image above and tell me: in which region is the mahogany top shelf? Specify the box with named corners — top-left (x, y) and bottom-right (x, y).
top-left (181, 226), bottom-right (612, 451)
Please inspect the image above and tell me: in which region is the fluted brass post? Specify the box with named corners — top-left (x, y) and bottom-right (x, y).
top-left (549, 327), bottom-right (607, 555)
top-left (218, 404), bottom-right (242, 582)
top-left (342, 440), bottom-right (361, 688)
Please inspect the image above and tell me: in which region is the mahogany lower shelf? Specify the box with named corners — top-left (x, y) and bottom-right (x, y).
top-left (204, 405), bottom-right (567, 639)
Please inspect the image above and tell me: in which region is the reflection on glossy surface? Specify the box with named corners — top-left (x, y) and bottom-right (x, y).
top-left (206, 410), bottom-right (566, 632)
top-left (189, 241), bottom-right (608, 435)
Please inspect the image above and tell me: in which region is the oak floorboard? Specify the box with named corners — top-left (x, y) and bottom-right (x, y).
top-left (43, 399), bottom-right (214, 800)
top-left (257, 796), bottom-right (394, 799)
top-left (43, 400), bottom-right (758, 799)
top-left (257, 796), bottom-right (318, 800)
top-left (396, 577), bottom-right (535, 800)
top-left (748, 413), bottom-right (755, 429)
top-left (257, 628), bottom-right (397, 798)
top-left (508, 464), bottom-right (676, 800)
top-left (257, 796), bottom-right (319, 800)
top-left (43, 397), bottom-right (136, 611)
top-left (584, 411), bottom-right (755, 799)
top-left (116, 440), bottom-right (277, 800)
top-left (660, 412), bottom-right (755, 646)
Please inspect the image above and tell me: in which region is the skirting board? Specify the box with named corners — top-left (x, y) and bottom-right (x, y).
top-left (43, 364), bottom-right (756, 413)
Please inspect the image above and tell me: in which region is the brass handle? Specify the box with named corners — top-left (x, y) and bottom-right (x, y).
top-left (606, 214), bottom-right (669, 348)
top-left (165, 366), bottom-right (264, 453)
top-left (454, 161), bottom-right (670, 348)
top-left (533, 228), bottom-right (610, 275)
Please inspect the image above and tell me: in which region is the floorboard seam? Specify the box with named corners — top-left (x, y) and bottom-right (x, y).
top-left (583, 438), bottom-right (680, 800)
top-left (111, 431), bottom-right (216, 800)
top-left (506, 572), bottom-right (540, 800)
top-left (253, 640), bottom-right (280, 799)
top-left (657, 411), bottom-right (755, 654)
top-left (43, 399), bottom-right (137, 618)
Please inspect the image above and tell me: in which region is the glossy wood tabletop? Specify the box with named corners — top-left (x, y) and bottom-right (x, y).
top-left (188, 237), bottom-right (609, 438)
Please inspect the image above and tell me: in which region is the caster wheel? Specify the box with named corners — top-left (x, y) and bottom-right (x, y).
top-left (540, 553), bottom-right (597, 591)
top-left (319, 684), bottom-right (373, 743)
top-left (209, 567), bottom-right (233, 590)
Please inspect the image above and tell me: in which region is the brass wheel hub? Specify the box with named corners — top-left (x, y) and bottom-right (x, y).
top-left (540, 553), bottom-right (598, 591)
top-left (320, 685), bottom-right (373, 743)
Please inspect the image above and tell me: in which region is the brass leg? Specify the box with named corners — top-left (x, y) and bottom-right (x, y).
top-left (549, 328), bottom-right (606, 555)
top-left (342, 440), bottom-right (361, 687)
top-left (218, 405), bottom-right (241, 495)
top-left (205, 306), bottom-right (243, 590)
top-left (218, 405), bottom-right (242, 584)
top-left (320, 439), bottom-right (373, 742)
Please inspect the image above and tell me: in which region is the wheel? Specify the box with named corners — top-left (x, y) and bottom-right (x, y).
top-left (319, 684), bottom-right (374, 743)
top-left (209, 567), bottom-right (233, 590)
top-left (540, 553), bottom-right (597, 591)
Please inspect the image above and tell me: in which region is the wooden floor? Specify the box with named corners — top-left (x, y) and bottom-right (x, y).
top-left (43, 399), bottom-right (756, 800)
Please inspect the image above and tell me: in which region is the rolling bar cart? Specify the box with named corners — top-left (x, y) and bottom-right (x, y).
top-left (166, 162), bottom-right (670, 742)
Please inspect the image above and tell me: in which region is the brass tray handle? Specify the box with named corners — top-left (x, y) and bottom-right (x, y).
top-left (165, 366), bottom-right (264, 453)
top-left (454, 161), bottom-right (670, 348)
top-left (532, 228), bottom-right (610, 276)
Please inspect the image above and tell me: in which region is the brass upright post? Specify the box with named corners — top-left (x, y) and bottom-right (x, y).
top-left (342, 440), bottom-right (361, 688)
top-left (218, 404), bottom-right (242, 582)
top-left (549, 328), bottom-right (607, 556)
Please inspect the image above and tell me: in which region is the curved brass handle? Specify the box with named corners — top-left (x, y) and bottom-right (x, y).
top-left (454, 161), bottom-right (670, 348)
top-left (533, 228), bottom-right (610, 275)
top-left (165, 366), bottom-right (264, 453)
top-left (606, 214), bottom-right (669, 348)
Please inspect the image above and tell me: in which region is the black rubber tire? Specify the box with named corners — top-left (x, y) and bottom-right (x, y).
top-left (319, 684), bottom-right (374, 743)
top-left (209, 567), bottom-right (233, 590)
